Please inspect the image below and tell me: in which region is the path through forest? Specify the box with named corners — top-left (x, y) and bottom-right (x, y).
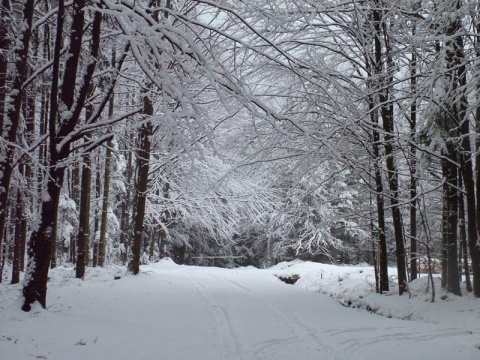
top-left (1, 261), bottom-right (479, 359)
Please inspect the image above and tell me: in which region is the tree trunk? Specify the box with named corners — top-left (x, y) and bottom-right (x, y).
top-left (441, 176), bottom-right (448, 289)
top-left (76, 151), bottom-right (92, 279)
top-left (98, 142), bottom-right (112, 266)
top-left (409, 41), bottom-right (418, 281)
top-left (366, 28), bottom-right (388, 293)
top-left (149, 228), bottom-right (156, 260)
top-left (20, 212), bottom-right (27, 273)
top-left (372, 123), bottom-right (388, 293)
top-left (23, 0), bottom-right (65, 309)
top-left (459, 184), bottom-right (471, 291)
top-left (23, 166), bottom-right (64, 310)
top-left (0, 0), bottom-right (35, 267)
top-left (76, 82), bottom-right (96, 277)
top-left (99, 64), bottom-right (115, 266)
top-left (159, 226), bottom-right (167, 258)
top-left (0, 0), bottom-right (10, 134)
top-left (442, 145), bottom-right (461, 296)
top-left (119, 130), bottom-right (134, 264)
top-left (175, 244), bottom-right (187, 265)
top-left (373, 3), bottom-right (407, 294)
top-left (459, 184), bottom-right (472, 292)
top-left (128, 0), bottom-right (169, 273)
top-left (475, 8), bottom-right (480, 298)
top-left (38, 83), bottom-right (49, 203)
top-left (129, 95), bottom-right (154, 274)
top-left (93, 171), bottom-right (101, 267)
top-left (11, 189), bottom-right (23, 284)
top-left (23, 0), bottom-right (103, 310)
top-left (444, 5), bottom-right (478, 296)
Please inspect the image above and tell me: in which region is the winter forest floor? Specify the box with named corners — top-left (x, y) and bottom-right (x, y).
top-left (1, 260), bottom-right (479, 360)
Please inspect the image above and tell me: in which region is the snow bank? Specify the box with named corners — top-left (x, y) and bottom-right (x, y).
top-left (270, 260), bottom-right (480, 327)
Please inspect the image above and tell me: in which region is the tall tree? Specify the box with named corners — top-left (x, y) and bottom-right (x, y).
top-left (0, 0), bottom-right (11, 137)
top-left (129, 96), bottom-right (153, 274)
top-left (11, 186), bottom-right (23, 284)
top-left (76, 147), bottom-right (92, 278)
top-left (128, 0), bottom-right (166, 274)
top-left (23, 1), bottom-right (105, 310)
top-left (372, 0), bottom-right (408, 294)
top-left (98, 50), bottom-right (117, 268)
top-left (0, 0), bottom-right (35, 265)
top-left (409, 5), bottom-right (419, 281)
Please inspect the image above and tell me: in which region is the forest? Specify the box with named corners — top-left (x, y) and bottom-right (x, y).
top-left (1, 0), bottom-right (480, 312)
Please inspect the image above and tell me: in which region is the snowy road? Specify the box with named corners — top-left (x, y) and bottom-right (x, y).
top-left (1, 261), bottom-right (479, 359)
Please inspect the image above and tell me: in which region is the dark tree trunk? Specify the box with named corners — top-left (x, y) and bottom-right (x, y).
top-left (76, 152), bottom-right (92, 279)
top-left (69, 226), bottom-right (76, 265)
top-left (159, 226), bottom-right (167, 259)
top-left (76, 84), bottom-right (96, 277)
top-left (441, 177), bottom-right (448, 289)
top-left (0, 0), bottom-right (35, 266)
top-left (92, 241), bottom-right (98, 268)
top-left (38, 0), bottom-right (50, 193)
top-left (38, 72), bottom-right (49, 200)
top-left (98, 141), bottom-right (112, 266)
top-left (149, 228), bottom-right (157, 260)
top-left (409, 170), bottom-right (418, 281)
top-left (372, 234), bottom-right (379, 293)
top-left (373, 3), bottom-right (407, 294)
top-left (22, 168), bottom-right (63, 311)
top-left (0, 0), bottom-right (10, 135)
top-left (175, 244), bottom-right (187, 265)
top-left (97, 171), bottom-right (106, 267)
top-left (93, 171), bottom-right (101, 267)
top-left (128, 0), bottom-right (168, 273)
top-left (460, 203), bottom-right (473, 292)
top-left (129, 95), bottom-right (153, 274)
top-left (386, 157), bottom-right (408, 295)
top-left (20, 213), bottom-right (27, 272)
top-left (58, 5), bottom-right (90, 272)
top-left (444, 6), bottom-right (478, 296)
top-left (22, 37), bottom-right (36, 272)
top-left (458, 174), bottom-right (472, 291)
top-left (409, 43), bottom-right (418, 281)
top-left (442, 145), bottom-right (461, 296)
top-left (372, 125), bottom-right (388, 293)
top-left (475, 12), bottom-right (480, 298)
top-left (366, 50), bottom-right (388, 292)
top-left (11, 189), bottom-right (23, 284)
top-left (23, 1), bottom-right (103, 311)
top-left (119, 130), bottom-right (134, 264)
top-left (460, 117), bottom-right (480, 296)
top-left (23, 0), bottom-right (65, 310)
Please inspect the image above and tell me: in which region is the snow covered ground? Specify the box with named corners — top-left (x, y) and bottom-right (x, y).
top-left (1, 259), bottom-right (479, 359)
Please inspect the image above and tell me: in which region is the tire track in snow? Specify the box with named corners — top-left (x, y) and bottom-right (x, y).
top-left (337, 328), bottom-right (479, 348)
top-left (208, 273), bottom-right (347, 360)
top-left (248, 336), bottom-right (299, 358)
top-left (184, 273), bottom-right (245, 360)
top-left (335, 327), bottom-right (480, 360)
top-left (191, 272), bottom-right (308, 359)
top-left (280, 293), bottom-right (480, 359)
